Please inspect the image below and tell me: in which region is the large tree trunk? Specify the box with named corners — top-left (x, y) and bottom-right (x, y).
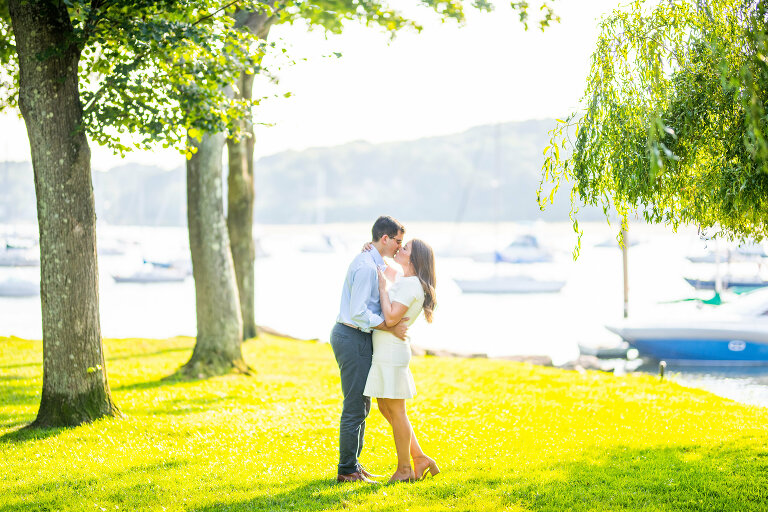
top-left (184, 131), bottom-right (247, 377)
top-left (226, 71), bottom-right (257, 340)
top-left (227, 13), bottom-right (274, 341)
top-left (9, 0), bottom-right (118, 426)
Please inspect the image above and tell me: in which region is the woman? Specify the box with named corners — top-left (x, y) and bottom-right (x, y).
top-left (363, 238), bottom-right (440, 483)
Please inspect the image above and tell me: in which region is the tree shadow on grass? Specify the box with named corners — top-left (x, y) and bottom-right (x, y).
top-left (0, 379), bottom-right (40, 428)
top-left (191, 478), bottom-right (382, 512)
top-left (0, 361), bottom-right (41, 370)
top-left (0, 423), bottom-right (67, 444)
top-left (106, 346), bottom-right (191, 363)
top-left (0, 460), bottom-right (190, 512)
top-left (192, 442), bottom-right (768, 511)
top-left (111, 372), bottom-right (187, 393)
top-left (456, 442), bottom-right (768, 511)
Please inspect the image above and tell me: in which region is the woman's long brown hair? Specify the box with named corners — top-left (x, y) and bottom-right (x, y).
top-left (409, 239), bottom-right (437, 323)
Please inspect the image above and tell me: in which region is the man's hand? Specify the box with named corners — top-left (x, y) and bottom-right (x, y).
top-left (392, 318), bottom-right (409, 340)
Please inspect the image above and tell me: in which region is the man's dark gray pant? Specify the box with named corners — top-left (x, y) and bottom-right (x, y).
top-left (330, 322), bottom-right (373, 475)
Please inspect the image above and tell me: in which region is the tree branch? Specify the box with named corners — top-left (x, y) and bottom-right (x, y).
top-left (193, 0), bottom-right (240, 26)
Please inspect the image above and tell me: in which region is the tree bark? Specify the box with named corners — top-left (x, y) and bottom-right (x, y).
top-left (227, 12), bottom-right (274, 340)
top-left (9, 0), bottom-right (118, 426)
top-left (226, 71), bottom-right (257, 340)
top-left (184, 131), bottom-right (247, 377)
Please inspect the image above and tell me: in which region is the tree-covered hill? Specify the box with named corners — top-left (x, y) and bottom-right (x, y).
top-left (1, 119), bottom-right (603, 225)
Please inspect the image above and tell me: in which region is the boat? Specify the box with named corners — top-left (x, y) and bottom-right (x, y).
top-left (299, 234), bottom-right (346, 253)
top-left (606, 288), bottom-right (768, 363)
top-left (112, 264), bottom-right (187, 283)
top-left (684, 275), bottom-right (768, 290)
top-left (578, 342), bottom-right (632, 359)
top-left (454, 275), bottom-right (565, 294)
top-left (0, 247), bottom-right (40, 267)
top-left (472, 235), bottom-right (553, 264)
top-left (686, 243), bottom-right (767, 263)
top-left (0, 276), bottom-right (39, 297)
top-left (594, 238), bottom-right (641, 248)
top-left (143, 257), bottom-right (192, 276)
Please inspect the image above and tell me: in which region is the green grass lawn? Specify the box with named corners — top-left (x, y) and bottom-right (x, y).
top-left (1, 335), bottom-right (768, 511)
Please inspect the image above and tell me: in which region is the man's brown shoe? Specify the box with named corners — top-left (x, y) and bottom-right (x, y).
top-left (336, 471), bottom-right (379, 484)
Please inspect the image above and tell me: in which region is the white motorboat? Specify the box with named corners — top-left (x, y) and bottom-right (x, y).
top-left (300, 234), bottom-right (346, 253)
top-left (0, 276), bottom-right (39, 297)
top-left (112, 264), bottom-right (187, 283)
top-left (686, 242), bottom-right (767, 263)
top-left (472, 235), bottom-right (553, 264)
top-left (454, 275), bottom-right (565, 294)
top-left (606, 288), bottom-right (768, 363)
top-left (144, 257), bottom-right (193, 276)
top-left (0, 247), bottom-right (40, 267)
top-left (684, 275), bottom-right (768, 290)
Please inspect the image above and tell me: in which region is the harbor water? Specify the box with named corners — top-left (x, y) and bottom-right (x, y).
top-left (2, 221), bottom-right (768, 407)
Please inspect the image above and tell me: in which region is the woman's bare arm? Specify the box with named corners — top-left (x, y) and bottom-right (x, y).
top-left (378, 269), bottom-right (409, 327)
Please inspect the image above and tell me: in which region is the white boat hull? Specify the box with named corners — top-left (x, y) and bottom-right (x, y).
top-left (455, 276), bottom-right (565, 294)
top-left (0, 278), bottom-right (39, 297)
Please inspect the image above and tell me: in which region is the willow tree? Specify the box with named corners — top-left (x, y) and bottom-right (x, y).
top-left (0, 0), bottom-right (259, 426)
top-left (223, 0), bottom-right (561, 340)
top-left (539, 0), bottom-right (768, 251)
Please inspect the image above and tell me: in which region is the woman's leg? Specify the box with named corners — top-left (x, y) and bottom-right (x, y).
top-left (383, 401), bottom-right (432, 476)
top-left (376, 398), bottom-right (393, 425)
top-left (409, 423), bottom-right (440, 479)
top-left (378, 398), bottom-right (415, 481)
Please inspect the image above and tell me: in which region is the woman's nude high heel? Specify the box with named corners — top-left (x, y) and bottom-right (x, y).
top-left (414, 456), bottom-right (440, 480)
top-left (419, 460), bottom-right (440, 480)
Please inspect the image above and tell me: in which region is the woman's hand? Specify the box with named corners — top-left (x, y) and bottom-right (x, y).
top-left (361, 242), bottom-right (373, 252)
top-left (377, 268), bottom-right (387, 289)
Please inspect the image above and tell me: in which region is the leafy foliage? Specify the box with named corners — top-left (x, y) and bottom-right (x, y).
top-left (539, 0), bottom-right (768, 254)
top-left (0, 0), bottom-right (17, 113)
top-left (0, 0), bottom-right (558, 157)
top-left (1, 1), bottom-right (268, 156)
top-left (510, 0), bottom-right (560, 31)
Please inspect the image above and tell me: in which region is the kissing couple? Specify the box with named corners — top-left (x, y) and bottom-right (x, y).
top-left (330, 215), bottom-right (440, 484)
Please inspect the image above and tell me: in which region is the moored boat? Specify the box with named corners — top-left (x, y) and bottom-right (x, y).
top-left (684, 276), bottom-right (768, 290)
top-left (112, 264), bottom-right (187, 283)
top-left (455, 275), bottom-right (565, 294)
top-left (0, 276), bottom-right (39, 297)
top-left (606, 289), bottom-right (768, 364)
top-left (472, 235), bottom-right (553, 264)
top-left (0, 247), bottom-right (40, 267)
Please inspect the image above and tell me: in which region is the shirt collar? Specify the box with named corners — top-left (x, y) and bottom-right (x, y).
top-left (369, 245), bottom-right (386, 270)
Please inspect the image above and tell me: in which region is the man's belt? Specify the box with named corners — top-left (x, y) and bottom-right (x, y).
top-left (340, 322), bottom-right (365, 332)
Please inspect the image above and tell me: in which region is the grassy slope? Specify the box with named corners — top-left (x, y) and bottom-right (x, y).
top-left (1, 335), bottom-right (767, 511)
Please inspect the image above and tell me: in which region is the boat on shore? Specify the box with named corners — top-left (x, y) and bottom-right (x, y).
top-left (606, 289), bottom-right (768, 364)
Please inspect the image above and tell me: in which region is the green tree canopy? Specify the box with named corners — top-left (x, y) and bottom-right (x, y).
top-left (539, 0), bottom-right (768, 254)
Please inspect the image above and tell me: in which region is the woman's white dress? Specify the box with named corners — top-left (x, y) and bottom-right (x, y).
top-left (364, 276), bottom-right (425, 399)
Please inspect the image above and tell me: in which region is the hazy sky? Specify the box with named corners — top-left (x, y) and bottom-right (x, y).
top-left (0, 0), bottom-right (624, 171)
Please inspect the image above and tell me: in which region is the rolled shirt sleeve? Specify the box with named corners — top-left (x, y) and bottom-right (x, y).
top-left (349, 266), bottom-right (384, 330)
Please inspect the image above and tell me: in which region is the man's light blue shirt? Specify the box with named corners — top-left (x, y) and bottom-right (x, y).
top-left (336, 246), bottom-right (386, 332)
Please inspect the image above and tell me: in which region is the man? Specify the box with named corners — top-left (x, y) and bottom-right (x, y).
top-left (330, 215), bottom-right (409, 484)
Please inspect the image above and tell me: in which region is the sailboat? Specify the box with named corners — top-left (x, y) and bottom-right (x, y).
top-left (451, 125), bottom-right (566, 294)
